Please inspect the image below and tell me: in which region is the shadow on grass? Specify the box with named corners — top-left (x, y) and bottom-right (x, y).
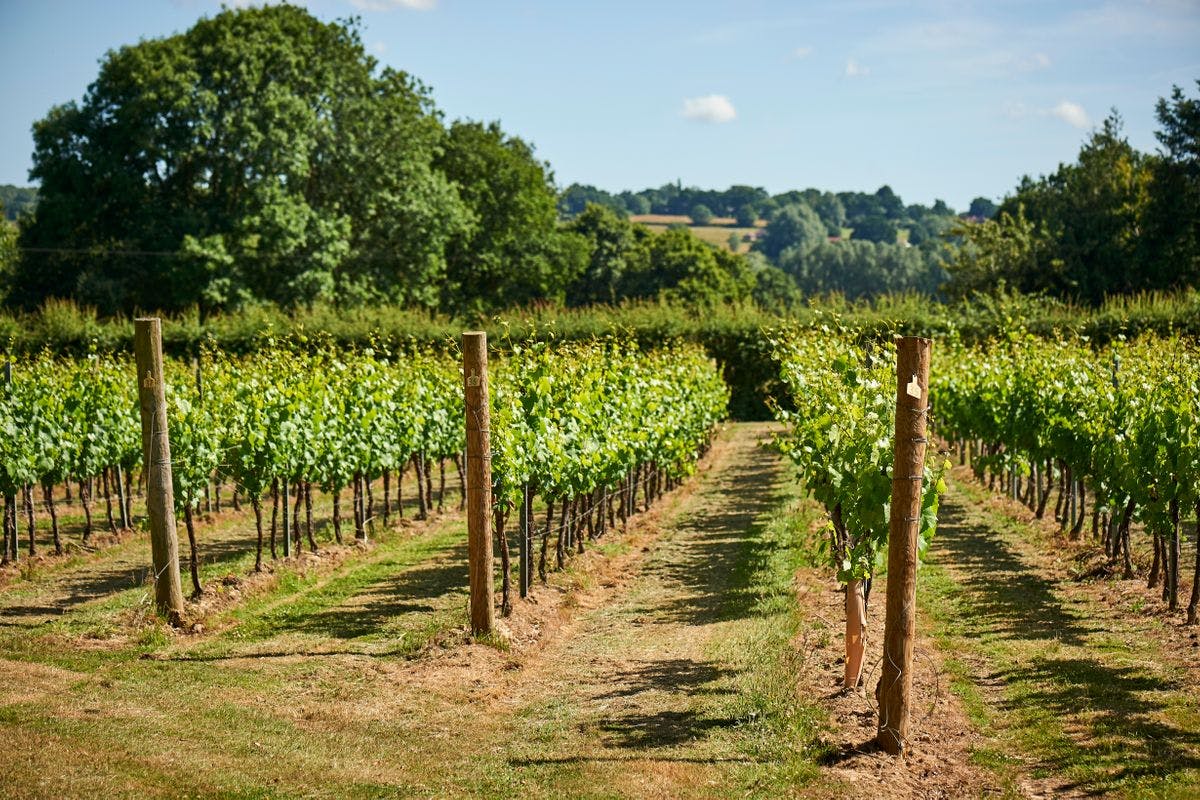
top-left (934, 492), bottom-right (1200, 793)
top-left (646, 457), bottom-right (785, 626)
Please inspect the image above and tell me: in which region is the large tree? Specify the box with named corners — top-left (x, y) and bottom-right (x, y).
top-left (437, 120), bottom-right (586, 312)
top-left (12, 5), bottom-right (468, 314)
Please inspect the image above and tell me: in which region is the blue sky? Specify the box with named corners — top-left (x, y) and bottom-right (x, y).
top-left (1, 0), bottom-right (1198, 210)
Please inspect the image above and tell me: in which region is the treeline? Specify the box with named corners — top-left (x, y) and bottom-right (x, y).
top-left (6, 291), bottom-right (1199, 419)
top-left (0, 186), bottom-right (36, 221)
top-left (948, 84), bottom-right (1200, 305)
top-left (559, 181), bottom-right (993, 243)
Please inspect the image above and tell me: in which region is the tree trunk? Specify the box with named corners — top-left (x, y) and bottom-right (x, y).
top-left (1149, 531), bottom-right (1162, 588)
top-left (305, 482), bottom-right (316, 552)
top-left (183, 504), bottom-right (202, 597)
top-left (413, 454), bottom-right (427, 520)
top-left (1169, 496), bottom-right (1180, 612)
top-left (383, 470), bottom-right (391, 527)
top-left (292, 480), bottom-right (303, 553)
top-left (43, 482), bottom-right (62, 555)
top-left (23, 484), bottom-right (35, 557)
top-left (332, 489), bottom-right (343, 544)
top-left (252, 496), bottom-right (264, 572)
top-left (269, 478), bottom-right (279, 559)
top-left (456, 453), bottom-right (466, 512)
top-left (555, 497), bottom-right (567, 570)
top-left (1119, 498), bottom-right (1136, 580)
top-left (438, 459), bottom-right (446, 514)
top-left (79, 479), bottom-right (93, 542)
top-left (496, 505), bottom-right (510, 615)
top-left (1187, 499), bottom-right (1199, 625)
top-left (102, 468), bottom-right (117, 533)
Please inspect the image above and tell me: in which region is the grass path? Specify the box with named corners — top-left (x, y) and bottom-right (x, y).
top-left (920, 475), bottom-right (1200, 799)
top-left (0, 423), bottom-right (828, 798)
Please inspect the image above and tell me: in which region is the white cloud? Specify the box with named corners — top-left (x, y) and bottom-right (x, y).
top-left (791, 45), bottom-right (813, 59)
top-left (1004, 99), bottom-right (1091, 130)
top-left (371, 41), bottom-right (387, 54)
top-left (350, 0), bottom-right (437, 10)
top-left (681, 94), bottom-right (737, 124)
top-left (1050, 100), bottom-right (1090, 129)
top-left (844, 58), bottom-right (869, 77)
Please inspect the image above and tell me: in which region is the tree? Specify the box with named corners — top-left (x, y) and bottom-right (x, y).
top-left (755, 202), bottom-right (826, 261)
top-left (1143, 82), bottom-right (1200, 290)
top-left (852, 215), bottom-right (898, 244)
top-left (11, 5), bottom-right (468, 314)
top-left (566, 203), bottom-right (650, 305)
top-left (998, 111), bottom-right (1151, 302)
top-left (735, 204), bottom-right (758, 227)
top-left (0, 215), bottom-right (16, 304)
top-left (436, 120), bottom-right (585, 312)
top-left (622, 227), bottom-right (752, 307)
top-left (942, 205), bottom-right (1058, 299)
top-left (966, 197), bottom-right (998, 219)
top-left (690, 203), bottom-right (714, 225)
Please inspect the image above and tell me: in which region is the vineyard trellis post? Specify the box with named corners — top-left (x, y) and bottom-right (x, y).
top-left (3, 360), bottom-right (15, 564)
top-left (463, 331), bottom-right (495, 635)
top-left (133, 318), bottom-right (186, 624)
top-left (877, 335), bottom-right (932, 755)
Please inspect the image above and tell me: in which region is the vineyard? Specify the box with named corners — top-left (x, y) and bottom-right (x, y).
top-left (1, 325), bottom-right (1199, 798)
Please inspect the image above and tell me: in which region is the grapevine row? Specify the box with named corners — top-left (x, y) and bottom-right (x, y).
top-left (931, 334), bottom-right (1200, 622)
top-left (1, 338), bottom-right (726, 611)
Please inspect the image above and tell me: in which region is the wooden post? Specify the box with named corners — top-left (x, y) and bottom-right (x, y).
top-left (877, 336), bottom-right (932, 755)
top-left (462, 332), bottom-right (495, 635)
top-left (133, 318), bottom-right (186, 624)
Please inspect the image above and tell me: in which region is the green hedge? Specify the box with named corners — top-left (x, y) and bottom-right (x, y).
top-left (4, 291), bottom-right (1199, 420)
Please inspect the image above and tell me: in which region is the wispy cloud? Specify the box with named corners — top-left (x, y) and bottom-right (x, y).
top-left (349, 0), bottom-right (437, 11)
top-left (845, 58), bottom-right (869, 77)
top-left (1005, 99), bottom-right (1091, 130)
top-left (681, 94), bottom-right (737, 123)
top-left (1050, 100), bottom-right (1090, 129)
top-left (791, 45), bottom-right (814, 60)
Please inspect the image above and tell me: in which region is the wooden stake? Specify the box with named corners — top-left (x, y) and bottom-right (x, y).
top-left (133, 318), bottom-right (185, 624)
top-left (463, 331), bottom-right (495, 636)
top-left (876, 336), bottom-right (931, 755)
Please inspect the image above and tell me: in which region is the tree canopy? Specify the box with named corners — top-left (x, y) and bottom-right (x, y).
top-left (12, 5), bottom-right (469, 314)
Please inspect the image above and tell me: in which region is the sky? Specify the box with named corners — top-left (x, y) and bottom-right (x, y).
top-left (1, 0), bottom-right (1198, 211)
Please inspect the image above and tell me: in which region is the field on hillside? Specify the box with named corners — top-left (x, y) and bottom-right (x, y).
top-left (631, 213), bottom-right (764, 252)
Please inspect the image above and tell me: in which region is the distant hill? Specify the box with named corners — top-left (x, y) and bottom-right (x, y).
top-left (0, 185), bottom-right (37, 220)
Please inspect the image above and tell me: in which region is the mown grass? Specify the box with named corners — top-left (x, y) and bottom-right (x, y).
top-left (918, 477), bottom-right (1200, 799)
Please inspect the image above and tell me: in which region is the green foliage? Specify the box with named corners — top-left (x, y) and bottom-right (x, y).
top-left (12, 4), bottom-right (468, 314)
top-left (770, 330), bottom-right (948, 584)
top-left (942, 205), bottom-right (1058, 299)
top-left (735, 204), bottom-right (758, 227)
top-left (437, 121), bottom-right (585, 313)
top-left (0, 186), bottom-right (37, 221)
top-left (689, 203), bottom-right (714, 225)
top-left (851, 215), bottom-right (898, 244)
top-left (756, 203), bottom-right (826, 262)
top-left (932, 334), bottom-right (1200, 547)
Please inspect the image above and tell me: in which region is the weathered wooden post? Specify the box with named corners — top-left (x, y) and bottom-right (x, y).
top-left (134, 318), bottom-right (186, 624)
top-left (876, 336), bottom-right (931, 755)
top-left (462, 331), bottom-right (495, 635)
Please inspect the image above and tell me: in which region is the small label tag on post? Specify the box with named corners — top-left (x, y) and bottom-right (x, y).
top-left (142, 371), bottom-right (156, 389)
top-left (467, 370), bottom-right (481, 388)
top-left (906, 375), bottom-right (921, 399)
